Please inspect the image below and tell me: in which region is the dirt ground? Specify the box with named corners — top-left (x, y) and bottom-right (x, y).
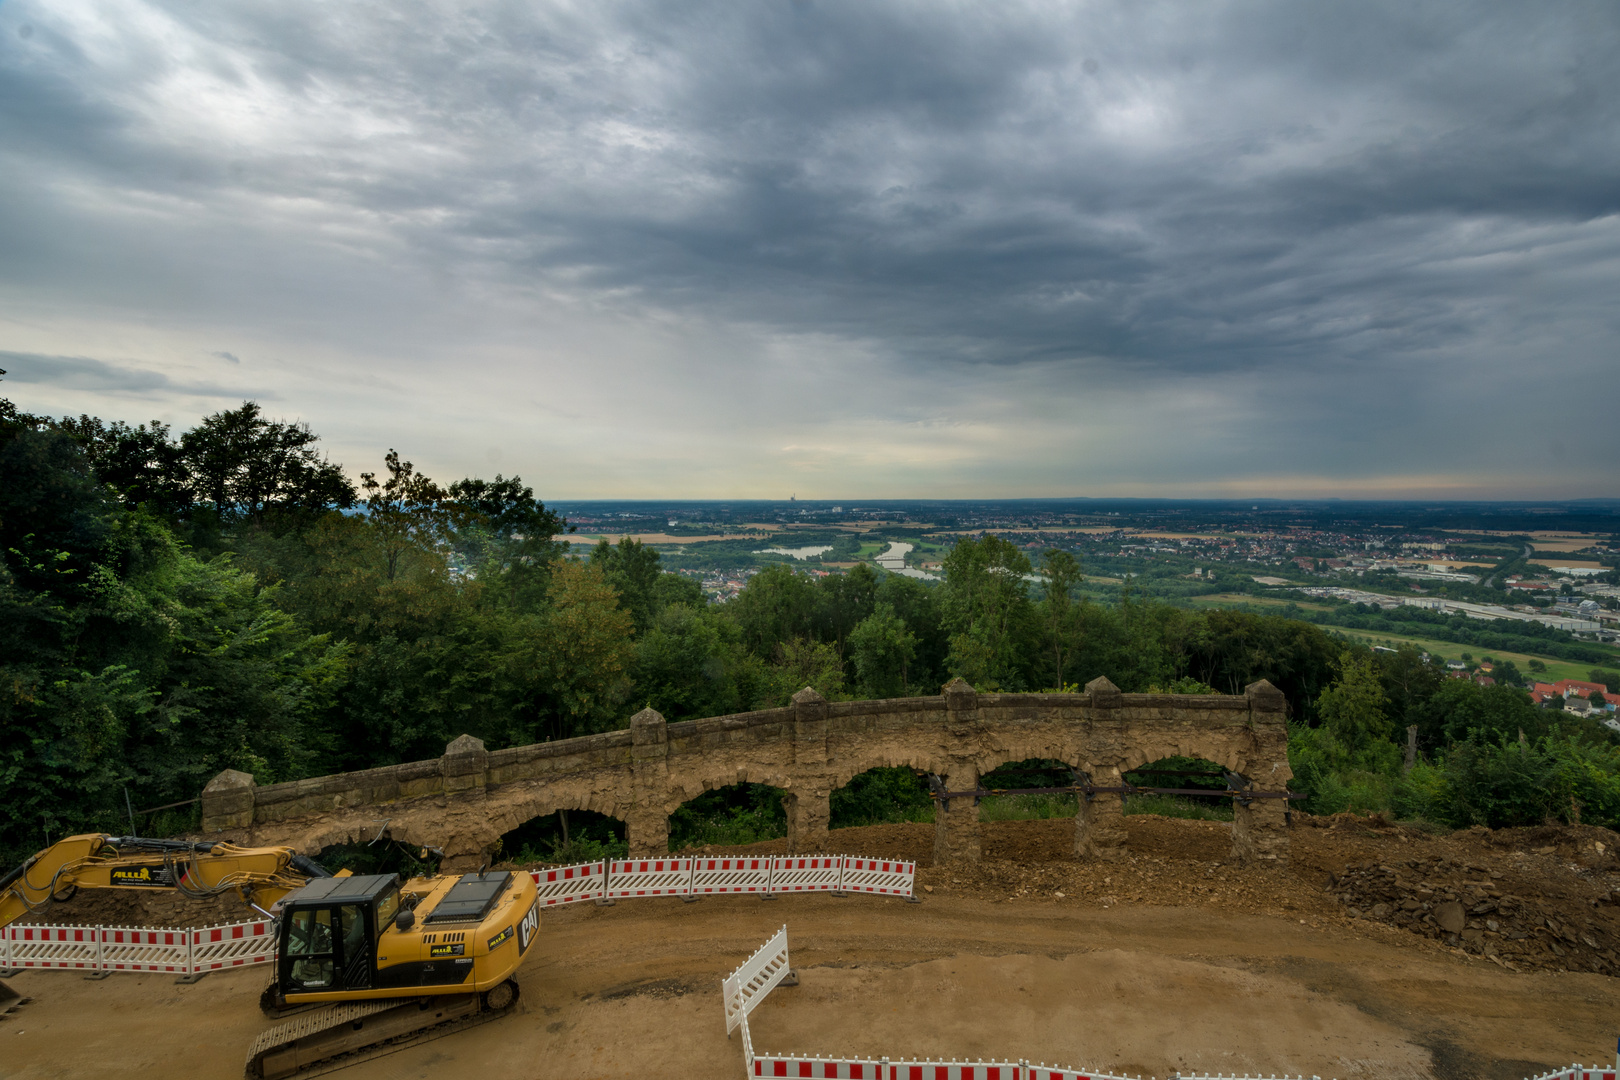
top-left (3, 814), bottom-right (1618, 1080)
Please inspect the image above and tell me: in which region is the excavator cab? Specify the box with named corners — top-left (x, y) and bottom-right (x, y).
top-left (273, 874), bottom-right (398, 997)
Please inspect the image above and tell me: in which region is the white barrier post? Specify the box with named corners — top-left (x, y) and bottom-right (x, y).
top-left (84, 925), bottom-right (111, 979)
top-left (722, 925), bottom-right (793, 1036)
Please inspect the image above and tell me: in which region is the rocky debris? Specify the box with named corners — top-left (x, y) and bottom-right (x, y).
top-left (1330, 848), bottom-right (1620, 974)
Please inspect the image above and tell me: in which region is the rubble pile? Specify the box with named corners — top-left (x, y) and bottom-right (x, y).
top-left (1332, 853), bottom-right (1619, 973)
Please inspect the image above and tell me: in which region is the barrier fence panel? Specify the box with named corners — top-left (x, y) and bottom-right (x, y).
top-left (722, 924), bottom-right (792, 1035)
top-left (751, 1056), bottom-right (885, 1078)
top-left (608, 858), bottom-right (696, 899)
top-left (693, 857), bottom-right (775, 896)
top-left (769, 857), bottom-right (844, 894)
top-left (839, 858), bottom-right (915, 898)
top-left (0, 925), bottom-right (9, 970)
top-left (530, 861), bottom-right (607, 907)
top-left (190, 919), bottom-right (275, 972)
top-left (101, 927), bottom-right (191, 974)
top-left (7, 924), bottom-right (102, 971)
top-left (884, 1061), bottom-right (1028, 1079)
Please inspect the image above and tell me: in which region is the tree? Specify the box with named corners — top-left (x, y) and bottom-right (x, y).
top-left (530, 560), bottom-right (635, 741)
top-left (1316, 651), bottom-right (1394, 758)
top-left (762, 637), bottom-right (847, 706)
top-left (179, 402), bottom-right (355, 524)
top-left (445, 474), bottom-right (568, 606)
top-left (729, 565), bottom-right (819, 657)
top-left (589, 538), bottom-right (665, 633)
top-left (54, 415), bottom-right (190, 518)
top-left (360, 450), bottom-right (448, 581)
top-left (847, 603), bottom-right (918, 698)
top-left (632, 604), bottom-right (759, 721)
top-left (938, 534), bottom-right (1035, 691)
top-left (814, 563), bottom-right (878, 657)
top-left (1037, 549), bottom-right (1083, 689)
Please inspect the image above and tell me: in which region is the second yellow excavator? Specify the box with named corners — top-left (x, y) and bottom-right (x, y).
top-left (1, 834), bottom-right (541, 1079)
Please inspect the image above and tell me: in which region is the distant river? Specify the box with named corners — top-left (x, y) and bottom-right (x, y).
top-left (875, 542), bottom-right (938, 580)
top-left (755, 545), bottom-right (832, 560)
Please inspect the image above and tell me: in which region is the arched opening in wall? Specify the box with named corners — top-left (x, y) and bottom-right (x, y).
top-left (977, 759), bottom-right (1078, 822)
top-left (315, 838), bottom-right (442, 879)
top-left (1122, 757), bottom-right (1233, 822)
top-left (829, 767), bottom-right (933, 830)
top-left (498, 810), bottom-right (627, 867)
top-left (668, 783), bottom-right (787, 853)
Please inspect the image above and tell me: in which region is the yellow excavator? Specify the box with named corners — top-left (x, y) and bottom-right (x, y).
top-left (1, 834), bottom-right (541, 1078)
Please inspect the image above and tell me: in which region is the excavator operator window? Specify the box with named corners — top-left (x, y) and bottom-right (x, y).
top-left (285, 908), bottom-right (335, 990)
top-left (339, 905), bottom-right (371, 989)
top-left (374, 887), bottom-right (400, 941)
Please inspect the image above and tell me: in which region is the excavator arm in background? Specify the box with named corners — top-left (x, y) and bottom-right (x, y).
top-left (0, 834), bottom-right (330, 931)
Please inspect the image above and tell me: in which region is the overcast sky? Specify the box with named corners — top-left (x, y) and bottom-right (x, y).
top-left (2, 2), bottom-right (1617, 499)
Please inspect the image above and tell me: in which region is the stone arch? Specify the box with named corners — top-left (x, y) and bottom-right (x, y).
top-left (1121, 754), bottom-right (1234, 822)
top-left (497, 807), bottom-right (628, 866)
top-left (666, 779), bottom-right (792, 855)
top-left (828, 764), bottom-right (933, 831)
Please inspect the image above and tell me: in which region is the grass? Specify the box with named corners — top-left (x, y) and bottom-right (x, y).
top-left (1325, 627), bottom-right (1607, 684)
top-left (1123, 793), bottom-right (1234, 822)
top-left (978, 792), bottom-right (1078, 821)
top-left (976, 791), bottom-right (1236, 824)
top-left (1189, 593), bottom-right (1332, 612)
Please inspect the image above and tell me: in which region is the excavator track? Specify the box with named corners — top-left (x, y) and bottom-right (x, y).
top-left (244, 983), bottom-right (518, 1079)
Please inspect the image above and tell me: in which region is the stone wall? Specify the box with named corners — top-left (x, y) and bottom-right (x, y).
top-left (203, 677), bottom-right (1293, 869)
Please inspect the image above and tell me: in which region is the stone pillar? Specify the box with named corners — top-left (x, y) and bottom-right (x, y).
top-left (627, 707), bottom-right (671, 856)
top-left (1075, 677), bottom-right (1128, 860)
top-left (792, 686), bottom-right (829, 764)
top-left (201, 769), bottom-right (256, 832)
top-left (788, 687), bottom-right (832, 854)
top-left (441, 734), bottom-right (489, 794)
top-left (1230, 679), bottom-right (1291, 866)
top-left (1074, 766), bottom-right (1128, 861)
top-left (933, 679), bottom-right (982, 864)
top-left (784, 789), bottom-right (830, 854)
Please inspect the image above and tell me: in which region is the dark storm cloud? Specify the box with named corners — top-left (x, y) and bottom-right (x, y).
top-left (0, 1), bottom-right (1616, 493)
top-left (0, 350), bottom-right (257, 400)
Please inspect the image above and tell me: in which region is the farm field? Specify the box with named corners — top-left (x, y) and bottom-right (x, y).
top-left (1321, 626), bottom-right (1609, 684)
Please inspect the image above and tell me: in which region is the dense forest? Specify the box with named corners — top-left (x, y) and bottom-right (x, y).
top-left (4, 385), bottom-right (1619, 867)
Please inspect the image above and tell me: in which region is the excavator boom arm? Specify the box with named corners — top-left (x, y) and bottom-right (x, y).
top-left (0, 834), bottom-right (325, 930)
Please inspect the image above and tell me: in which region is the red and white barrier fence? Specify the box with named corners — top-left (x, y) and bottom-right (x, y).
top-left (693, 857), bottom-right (776, 896)
top-left (101, 927), bottom-right (191, 974)
top-left (0, 920), bottom-right (275, 978)
top-left (191, 919), bottom-right (276, 972)
top-left (527, 854), bottom-right (915, 905)
top-left (532, 860), bottom-right (607, 906)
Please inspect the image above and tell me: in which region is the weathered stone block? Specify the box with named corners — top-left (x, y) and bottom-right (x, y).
top-left (201, 769), bottom-right (256, 831)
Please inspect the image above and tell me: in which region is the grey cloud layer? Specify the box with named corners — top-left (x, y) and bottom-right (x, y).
top-left (0, 1), bottom-right (1616, 494)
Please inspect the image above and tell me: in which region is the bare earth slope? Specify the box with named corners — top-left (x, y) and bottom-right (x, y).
top-left (3, 814), bottom-right (1616, 1080)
